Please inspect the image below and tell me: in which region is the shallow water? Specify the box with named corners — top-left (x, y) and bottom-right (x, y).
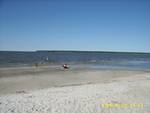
top-left (0, 51), bottom-right (150, 70)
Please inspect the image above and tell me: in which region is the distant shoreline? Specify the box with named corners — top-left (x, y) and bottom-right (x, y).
top-left (0, 50), bottom-right (150, 54)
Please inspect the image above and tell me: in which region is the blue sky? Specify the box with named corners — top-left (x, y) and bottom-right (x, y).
top-left (0, 0), bottom-right (150, 52)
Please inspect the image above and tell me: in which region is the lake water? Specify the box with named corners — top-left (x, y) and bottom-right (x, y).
top-left (0, 51), bottom-right (150, 70)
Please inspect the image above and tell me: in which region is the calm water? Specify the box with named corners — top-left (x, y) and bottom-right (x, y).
top-left (0, 51), bottom-right (150, 70)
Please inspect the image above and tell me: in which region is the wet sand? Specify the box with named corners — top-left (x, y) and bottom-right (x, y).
top-left (0, 66), bottom-right (145, 95)
top-left (0, 66), bottom-right (150, 113)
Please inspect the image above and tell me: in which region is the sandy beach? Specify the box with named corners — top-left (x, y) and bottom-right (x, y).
top-left (0, 66), bottom-right (150, 113)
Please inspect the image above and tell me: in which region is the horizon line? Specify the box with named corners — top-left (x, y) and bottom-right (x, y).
top-left (0, 50), bottom-right (150, 54)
